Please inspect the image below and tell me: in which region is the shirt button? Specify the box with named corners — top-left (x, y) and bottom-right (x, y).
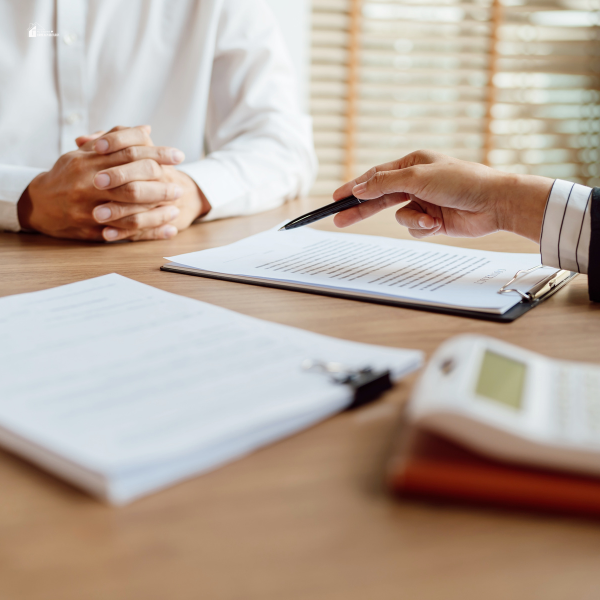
top-left (65, 112), bottom-right (80, 125)
top-left (63, 32), bottom-right (78, 45)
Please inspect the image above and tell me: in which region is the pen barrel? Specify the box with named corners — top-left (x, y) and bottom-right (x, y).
top-left (286, 211), bottom-right (333, 230)
top-left (284, 195), bottom-right (362, 230)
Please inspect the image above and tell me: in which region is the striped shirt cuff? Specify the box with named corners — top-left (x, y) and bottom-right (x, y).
top-left (540, 179), bottom-right (593, 274)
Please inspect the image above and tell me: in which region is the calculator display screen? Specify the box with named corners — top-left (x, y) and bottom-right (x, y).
top-left (475, 350), bottom-right (526, 410)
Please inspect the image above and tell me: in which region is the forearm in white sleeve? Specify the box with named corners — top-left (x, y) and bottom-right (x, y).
top-left (177, 0), bottom-right (317, 221)
top-left (540, 179), bottom-right (593, 274)
top-left (0, 165), bottom-right (45, 232)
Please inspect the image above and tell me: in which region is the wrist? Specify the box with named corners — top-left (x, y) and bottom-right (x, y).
top-left (194, 184), bottom-right (211, 220)
top-left (17, 172), bottom-right (46, 231)
top-left (177, 170), bottom-right (211, 220)
top-left (163, 167), bottom-right (211, 223)
top-left (496, 172), bottom-right (553, 243)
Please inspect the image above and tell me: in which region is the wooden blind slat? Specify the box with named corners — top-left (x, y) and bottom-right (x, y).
top-left (310, 0), bottom-right (600, 192)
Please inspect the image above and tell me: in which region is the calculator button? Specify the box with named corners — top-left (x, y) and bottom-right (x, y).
top-left (584, 368), bottom-right (600, 440)
top-left (554, 365), bottom-right (600, 445)
top-left (555, 368), bottom-right (572, 436)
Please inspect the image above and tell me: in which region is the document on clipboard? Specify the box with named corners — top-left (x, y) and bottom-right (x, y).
top-left (162, 226), bottom-right (577, 322)
top-left (0, 274), bottom-right (422, 504)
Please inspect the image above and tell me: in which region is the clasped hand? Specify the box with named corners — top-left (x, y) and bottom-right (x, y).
top-left (18, 125), bottom-right (209, 241)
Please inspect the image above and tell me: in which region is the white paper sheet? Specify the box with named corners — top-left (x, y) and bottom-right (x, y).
top-left (0, 275), bottom-right (422, 502)
top-left (167, 227), bottom-right (558, 314)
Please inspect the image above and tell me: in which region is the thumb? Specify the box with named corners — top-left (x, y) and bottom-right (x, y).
top-left (352, 166), bottom-right (426, 201)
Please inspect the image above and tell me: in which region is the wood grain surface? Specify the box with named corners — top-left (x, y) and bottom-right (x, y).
top-left (1, 197), bottom-right (599, 600)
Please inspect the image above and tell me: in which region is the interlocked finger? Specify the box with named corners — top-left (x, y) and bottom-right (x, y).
top-left (76, 130), bottom-right (106, 149)
top-left (103, 221), bottom-right (179, 242)
top-left (93, 201), bottom-right (175, 224)
top-left (106, 145), bottom-right (185, 167)
top-left (101, 205), bottom-right (180, 241)
top-left (93, 125), bottom-right (153, 154)
top-left (129, 225), bottom-right (180, 241)
top-left (94, 159), bottom-right (167, 190)
top-left (102, 181), bottom-right (182, 205)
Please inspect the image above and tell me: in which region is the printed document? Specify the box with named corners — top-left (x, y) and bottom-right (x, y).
top-left (0, 275), bottom-right (422, 504)
top-left (166, 227), bottom-right (559, 314)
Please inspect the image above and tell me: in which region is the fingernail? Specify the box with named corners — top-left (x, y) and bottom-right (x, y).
top-left (171, 150), bottom-right (185, 163)
top-left (353, 182), bottom-right (367, 195)
top-left (162, 225), bottom-right (177, 239)
top-left (173, 185), bottom-right (183, 199)
top-left (104, 228), bottom-right (119, 240)
top-left (94, 206), bottom-right (112, 222)
top-left (169, 207), bottom-right (180, 220)
top-left (95, 139), bottom-right (109, 153)
top-left (94, 173), bottom-right (110, 188)
top-left (419, 216), bottom-right (430, 228)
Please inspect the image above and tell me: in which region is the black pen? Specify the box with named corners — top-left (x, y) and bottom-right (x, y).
top-left (278, 195), bottom-right (368, 231)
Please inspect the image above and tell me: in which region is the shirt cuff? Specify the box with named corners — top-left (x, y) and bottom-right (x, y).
top-left (540, 179), bottom-right (593, 274)
top-left (176, 159), bottom-right (248, 222)
top-left (589, 188), bottom-right (600, 302)
top-left (0, 166), bottom-right (46, 232)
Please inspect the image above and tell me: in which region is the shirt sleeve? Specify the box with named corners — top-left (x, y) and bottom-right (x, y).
top-left (176, 0), bottom-right (317, 222)
top-left (588, 187), bottom-right (600, 302)
top-left (540, 179), bottom-right (593, 274)
top-left (0, 165), bottom-right (45, 232)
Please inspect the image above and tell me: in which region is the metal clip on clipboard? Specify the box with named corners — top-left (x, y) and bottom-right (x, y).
top-left (302, 360), bottom-right (393, 409)
top-left (498, 265), bottom-right (577, 303)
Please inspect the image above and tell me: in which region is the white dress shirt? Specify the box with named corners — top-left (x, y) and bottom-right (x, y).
top-left (0, 0), bottom-right (317, 232)
top-left (540, 180), bottom-right (593, 274)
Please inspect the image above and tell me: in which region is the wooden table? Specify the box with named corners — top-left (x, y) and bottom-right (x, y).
top-left (1, 197), bottom-right (599, 600)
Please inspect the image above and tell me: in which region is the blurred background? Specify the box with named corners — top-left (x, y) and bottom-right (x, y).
top-left (268, 0), bottom-right (600, 195)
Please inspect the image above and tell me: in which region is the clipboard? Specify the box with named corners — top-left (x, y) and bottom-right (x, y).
top-left (161, 262), bottom-right (577, 323)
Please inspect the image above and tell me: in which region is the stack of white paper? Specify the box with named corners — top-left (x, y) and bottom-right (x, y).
top-left (0, 275), bottom-right (422, 504)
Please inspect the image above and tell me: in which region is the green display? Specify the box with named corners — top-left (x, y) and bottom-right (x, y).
top-left (475, 350), bottom-right (526, 410)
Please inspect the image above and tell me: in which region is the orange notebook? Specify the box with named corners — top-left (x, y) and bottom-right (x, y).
top-left (387, 424), bottom-right (600, 517)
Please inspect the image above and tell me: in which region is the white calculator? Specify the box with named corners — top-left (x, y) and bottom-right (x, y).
top-left (408, 335), bottom-right (600, 476)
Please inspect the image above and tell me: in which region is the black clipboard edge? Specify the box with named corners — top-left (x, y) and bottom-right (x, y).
top-left (160, 263), bottom-right (577, 323)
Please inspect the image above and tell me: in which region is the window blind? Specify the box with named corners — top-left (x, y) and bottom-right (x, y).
top-left (310, 0), bottom-right (600, 195)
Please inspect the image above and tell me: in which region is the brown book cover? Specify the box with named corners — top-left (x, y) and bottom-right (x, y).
top-left (387, 423), bottom-right (600, 517)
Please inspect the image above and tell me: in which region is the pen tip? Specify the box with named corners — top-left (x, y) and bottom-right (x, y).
top-left (278, 226), bottom-right (286, 231)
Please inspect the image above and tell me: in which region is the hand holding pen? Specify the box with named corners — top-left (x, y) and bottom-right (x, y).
top-left (330, 150), bottom-right (552, 242)
top-left (281, 149), bottom-right (552, 244)
top-left (279, 150), bottom-right (446, 232)
top-left (330, 150), bottom-right (444, 232)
